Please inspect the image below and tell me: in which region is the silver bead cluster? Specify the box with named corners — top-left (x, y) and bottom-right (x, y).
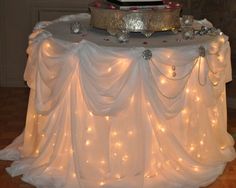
top-left (117, 30), bottom-right (129, 43)
top-left (171, 65), bottom-right (177, 77)
top-left (194, 26), bottom-right (222, 36)
top-left (181, 15), bottom-right (194, 40)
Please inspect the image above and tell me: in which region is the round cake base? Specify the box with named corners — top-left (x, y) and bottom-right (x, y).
top-left (89, 2), bottom-right (181, 36)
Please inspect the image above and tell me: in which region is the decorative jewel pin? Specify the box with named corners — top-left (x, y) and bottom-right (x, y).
top-left (199, 46), bottom-right (206, 57)
top-left (142, 49), bottom-right (152, 60)
top-left (70, 21), bottom-right (81, 34)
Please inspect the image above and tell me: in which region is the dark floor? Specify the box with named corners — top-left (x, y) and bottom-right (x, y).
top-left (0, 87), bottom-right (235, 188)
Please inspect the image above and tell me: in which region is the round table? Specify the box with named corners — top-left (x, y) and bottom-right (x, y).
top-left (0, 13), bottom-right (235, 188)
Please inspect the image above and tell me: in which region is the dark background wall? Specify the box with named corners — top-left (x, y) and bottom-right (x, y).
top-left (0, 0), bottom-right (235, 87)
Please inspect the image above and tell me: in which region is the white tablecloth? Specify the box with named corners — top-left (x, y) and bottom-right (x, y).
top-left (0, 13), bottom-right (235, 188)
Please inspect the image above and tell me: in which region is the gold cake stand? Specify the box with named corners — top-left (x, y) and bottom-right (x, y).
top-left (89, 1), bottom-right (181, 36)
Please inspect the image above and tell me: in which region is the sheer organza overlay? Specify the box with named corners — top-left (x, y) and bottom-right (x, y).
top-left (0, 14), bottom-right (235, 188)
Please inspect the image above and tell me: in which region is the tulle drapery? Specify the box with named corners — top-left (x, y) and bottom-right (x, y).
top-left (0, 14), bottom-right (235, 188)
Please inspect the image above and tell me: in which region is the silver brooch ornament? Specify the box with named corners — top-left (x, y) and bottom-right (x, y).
top-left (70, 21), bottom-right (81, 34)
top-left (142, 49), bottom-right (152, 60)
top-left (199, 46), bottom-right (206, 57)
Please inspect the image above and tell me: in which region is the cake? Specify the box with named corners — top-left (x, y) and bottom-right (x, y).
top-left (114, 0), bottom-right (163, 2)
top-left (107, 0), bottom-right (165, 9)
top-left (89, 0), bottom-right (181, 35)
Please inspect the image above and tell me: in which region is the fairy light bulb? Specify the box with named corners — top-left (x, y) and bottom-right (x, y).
top-left (213, 82), bottom-right (218, 86)
top-left (35, 149), bottom-right (39, 154)
top-left (130, 95), bottom-right (135, 104)
top-left (45, 42), bottom-right (51, 49)
top-left (87, 127), bottom-right (92, 133)
top-left (72, 173), bottom-right (76, 178)
top-left (70, 148), bottom-right (74, 154)
top-left (144, 173), bottom-right (150, 178)
top-left (29, 134), bottom-right (32, 137)
top-left (160, 78), bottom-right (166, 84)
top-left (200, 140), bottom-right (204, 145)
top-left (168, 68), bottom-right (173, 77)
top-left (128, 131), bottom-right (134, 136)
top-left (85, 140), bottom-right (91, 146)
top-left (185, 118), bottom-right (190, 124)
top-left (115, 174), bottom-right (121, 179)
top-left (185, 88), bottom-right (190, 94)
top-left (100, 160), bottom-right (106, 165)
top-left (213, 108), bottom-right (217, 113)
top-left (112, 131), bottom-right (118, 136)
top-left (50, 74), bottom-right (55, 79)
top-left (89, 111), bottom-right (94, 117)
top-left (107, 67), bottom-right (112, 73)
top-left (211, 119), bottom-right (216, 124)
top-left (122, 155), bottom-right (129, 162)
top-left (221, 95), bottom-right (224, 102)
top-left (190, 144), bottom-right (195, 151)
top-left (105, 116), bottom-right (110, 121)
top-left (59, 166), bottom-right (63, 170)
top-left (160, 127), bottom-right (166, 133)
top-left (221, 146), bottom-right (226, 150)
top-left (194, 166), bottom-right (199, 172)
top-left (99, 181), bottom-right (105, 186)
top-left (178, 158), bottom-right (183, 162)
top-left (218, 55), bottom-right (224, 62)
top-left (219, 36), bottom-right (225, 43)
top-left (166, 53), bottom-right (171, 59)
top-left (159, 147), bottom-right (163, 152)
top-left (197, 154), bottom-right (201, 158)
top-left (195, 96), bottom-right (200, 102)
top-left (182, 109), bottom-right (187, 114)
top-left (115, 142), bottom-right (122, 148)
top-left (211, 119), bottom-right (216, 127)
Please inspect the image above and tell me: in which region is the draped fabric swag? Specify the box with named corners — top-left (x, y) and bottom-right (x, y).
top-left (0, 14), bottom-right (235, 188)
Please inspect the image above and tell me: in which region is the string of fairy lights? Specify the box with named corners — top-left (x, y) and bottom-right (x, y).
top-left (26, 34), bottom-right (227, 187)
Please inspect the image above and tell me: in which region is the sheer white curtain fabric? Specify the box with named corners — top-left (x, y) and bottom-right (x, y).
top-left (0, 15), bottom-right (235, 188)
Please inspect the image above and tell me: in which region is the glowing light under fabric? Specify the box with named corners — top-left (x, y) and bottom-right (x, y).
top-left (0, 15), bottom-right (235, 188)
